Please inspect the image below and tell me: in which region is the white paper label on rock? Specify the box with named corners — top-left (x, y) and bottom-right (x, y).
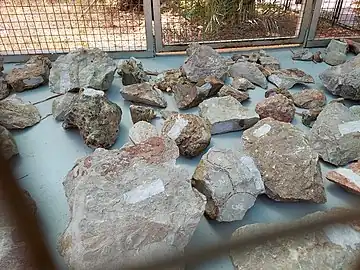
top-left (252, 124), bottom-right (271, 138)
top-left (123, 179), bottom-right (165, 204)
top-left (166, 117), bottom-right (188, 140)
top-left (82, 88), bottom-right (105, 97)
top-left (338, 120), bottom-right (360, 136)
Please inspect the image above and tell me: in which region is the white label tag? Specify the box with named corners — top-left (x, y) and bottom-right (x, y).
top-left (338, 120), bottom-right (360, 136)
top-left (123, 179), bottom-right (165, 204)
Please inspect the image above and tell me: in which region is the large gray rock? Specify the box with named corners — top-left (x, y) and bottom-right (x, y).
top-left (242, 118), bottom-right (326, 203)
top-left (5, 56), bottom-right (51, 92)
top-left (230, 209), bottom-right (360, 270)
top-left (129, 104), bottom-right (156, 124)
top-left (319, 54), bottom-right (360, 100)
top-left (199, 96), bottom-right (259, 135)
top-left (192, 147), bottom-right (264, 222)
top-left (182, 43), bottom-right (228, 83)
top-left (120, 82), bottom-right (167, 108)
top-left (325, 39), bottom-right (348, 54)
top-left (229, 62), bottom-right (267, 89)
top-left (161, 113), bottom-right (211, 157)
top-left (129, 121), bottom-right (158, 144)
top-left (292, 89), bottom-right (326, 109)
top-left (231, 77), bottom-right (255, 90)
top-left (63, 88), bottom-right (122, 149)
top-left (49, 48), bottom-right (116, 94)
top-left (0, 125), bottom-right (18, 159)
top-left (117, 57), bottom-right (149, 86)
top-left (291, 48), bottom-right (314, 61)
top-left (0, 95), bottom-right (41, 129)
top-left (350, 105), bottom-right (360, 119)
top-left (259, 55), bottom-right (280, 70)
top-left (309, 102), bottom-right (360, 166)
top-left (323, 51), bottom-right (347, 66)
top-left (58, 136), bottom-right (206, 269)
top-left (52, 92), bottom-right (78, 121)
top-left (0, 74), bottom-right (10, 100)
top-left (268, 68), bottom-right (314, 89)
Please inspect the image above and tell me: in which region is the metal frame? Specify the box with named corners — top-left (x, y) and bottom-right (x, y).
top-left (153, 0), bottom-right (314, 52)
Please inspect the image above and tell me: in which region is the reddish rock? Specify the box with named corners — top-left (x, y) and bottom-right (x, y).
top-left (326, 161), bottom-right (360, 194)
top-left (255, 94), bottom-right (295, 122)
top-left (292, 89), bottom-right (327, 109)
top-left (218, 85), bottom-right (249, 102)
top-left (265, 88), bottom-right (293, 101)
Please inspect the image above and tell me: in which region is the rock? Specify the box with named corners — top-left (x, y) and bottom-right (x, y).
top-left (325, 39), bottom-right (348, 54)
top-left (117, 57), bottom-right (149, 86)
top-left (259, 55), bottom-right (280, 70)
top-left (341, 38), bottom-right (360, 54)
top-left (326, 161), bottom-right (360, 194)
top-left (120, 82), bottom-right (167, 108)
top-left (300, 108), bottom-right (322, 128)
top-left (319, 54), bottom-right (360, 100)
top-left (0, 95), bottom-right (41, 129)
top-left (63, 88), bottom-right (122, 149)
top-left (309, 102), bottom-right (360, 166)
top-left (231, 53), bottom-right (246, 62)
top-left (350, 105), bottom-right (360, 119)
top-left (229, 62), bottom-right (267, 88)
top-left (129, 121), bottom-right (158, 144)
top-left (248, 52), bottom-right (260, 62)
top-left (0, 55), bottom-right (3, 72)
top-left (0, 74), bottom-right (10, 100)
top-left (243, 118), bottom-right (326, 203)
top-left (52, 92), bottom-right (78, 121)
top-left (196, 76), bottom-right (224, 96)
top-left (268, 68), bottom-right (314, 89)
top-left (292, 89), bottom-right (326, 109)
top-left (0, 188), bottom-right (37, 269)
top-left (230, 209), bottom-right (360, 269)
top-left (182, 43), bottom-right (228, 83)
top-left (129, 104), bottom-right (156, 124)
top-left (265, 88), bottom-right (293, 101)
top-left (255, 94), bottom-right (295, 122)
top-left (161, 113), bottom-right (211, 157)
top-left (160, 110), bottom-right (178, 120)
top-left (313, 51), bottom-right (323, 63)
top-left (192, 147), bottom-right (264, 222)
top-left (49, 48), bottom-right (116, 94)
top-left (199, 96), bottom-right (259, 135)
top-left (5, 55), bottom-right (51, 92)
top-left (59, 137), bottom-right (206, 269)
top-left (218, 85), bottom-right (249, 103)
top-left (0, 125), bottom-right (18, 159)
top-left (291, 48), bottom-right (314, 61)
top-left (154, 69), bottom-right (184, 92)
top-left (231, 77), bottom-right (255, 90)
top-left (324, 51), bottom-right (346, 66)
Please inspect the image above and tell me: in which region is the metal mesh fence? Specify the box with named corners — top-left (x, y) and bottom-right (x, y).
top-left (158, 0), bottom-right (306, 45)
top-left (315, 0), bottom-right (360, 38)
top-left (0, 0), bottom-right (148, 55)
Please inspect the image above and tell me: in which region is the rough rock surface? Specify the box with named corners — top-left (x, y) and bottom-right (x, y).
top-left (324, 51), bottom-right (347, 66)
top-left (161, 113), bottom-right (211, 157)
top-left (242, 118), bottom-right (326, 203)
top-left (350, 105), bottom-right (360, 119)
top-left (199, 96), bottom-right (259, 135)
top-left (342, 38), bottom-right (360, 54)
top-left (231, 77), bottom-right (255, 90)
top-left (52, 92), bottom-right (78, 121)
top-left (129, 121), bottom-right (158, 144)
top-left (326, 161), bottom-right (360, 194)
top-left (301, 108), bottom-right (322, 128)
top-left (63, 88), bottom-right (122, 149)
top-left (59, 137), bottom-right (206, 269)
top-left (326, 39), bottom-right (348, 54)
top-left (49, 48), bottom-right (116, 94)
top-left (0, 55), bottom-right (3, 72)
top-left (182, 43), bottom-right (228, 83)
top-left (218, 85), bottom-right (249, 102)
top-left (292, 89), bottom-right (326, 109)
top-left (121, 82), bottom-right (167, 108)
top-left (160, 110), bottom-right (178, 120)
top-left (259, 55), bottom-right (280, 70)
top-left (117, 57), bottom-right (149, 86)
top-left (0, 95), bottom-right (41, 129)
top-left (0, 74), bottom-right (10, 100)
top-left (309, 102), bottom-right (360, 166)
top-left (0, 189), bottom-right (37, 269)
top-left (319, 54), bottom-right (360, 100)
top-left (291, 48), bottom-right (314, 61)
top-left (255, 94), bottom-right (295, 123)
top-left (192, 147), bottom-right (264, 222)
top-left (129, 104), bottom-right (156, 124)
top-left (155, 69), bottom-right (185, 92)
top-left (5, 55), bottom-right (51, 92)
top-left (0, 125), bottom-right (18, 159)
top-left (230, 209), bottom-right (360, 270)
top-left (268, 68), bottom-right (314, 89)
top-left (265, 88), bottom-right (293, 101)
top-left (229, 62), bottom-right (267, 88)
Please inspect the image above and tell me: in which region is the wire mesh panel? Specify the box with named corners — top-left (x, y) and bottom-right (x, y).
top-left (153, 0), bottom-right (311, 50)
top-left (0, 0), bottom-right (152, 57)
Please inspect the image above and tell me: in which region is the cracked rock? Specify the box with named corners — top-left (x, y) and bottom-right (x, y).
top-left (52, 92), bottom-right (78, 121)
top-left (129, 121), bottom-right (158, 144)
top-left (292, 89), bottom-right (326, 109)
top-left (229, 62), bottom-right (267, 88)
top-left (129, 104), bottom-right (156, 124)
top-left (0, 74), bottom-right (10, 100)
top-left (121, 82), bottom-right (167, 108)
top-left (324, 51), bottom-right (347, 66)
top-left (117, 57), bottom-right (149, 86)
top-left (49, 48), bottom-right (116, 94)
top-left (259, 55), bottom-right (280, 70)
top-left (265, 88), bottom-right (293, 101)
top-left (300, 108), bottom-right (322, 128)
top-left (268, 68), bottom-right (314, 89)
top-left (0, 125), bottom-right (18, 159)
top-left (291, 48), bottom-right (314, 61)
top-left (192, 147), bottom-right (264, 222)
top-left (256, 94), bottom-right (295, 123)
top-left (59, 136), bottom-right (206, 269)
top-left (161, 113), bottom-right (211, 157)
top-left (242, 117), bottom-right (326, 203)
top-left (0, 95), bottom-right (41, 129)
top-left (309, 102), bottom-right (360, 166)
top-left (326, 161), bottom-right (360, 194)
top-left (230, 77), bottom-right (255, 91)
top-left (199, 96), bottom-right (259, 135)
top-left (218, 85), bottom-right (249, 102)
top-left (63, 88), bottom-right (122, 149)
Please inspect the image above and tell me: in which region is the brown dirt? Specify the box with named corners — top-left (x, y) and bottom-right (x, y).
top-left (316, 18), bottom-right (360, 38)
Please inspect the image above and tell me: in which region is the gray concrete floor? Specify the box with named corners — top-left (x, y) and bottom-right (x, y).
top-left (4, 47), bottom-right (360, 269)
